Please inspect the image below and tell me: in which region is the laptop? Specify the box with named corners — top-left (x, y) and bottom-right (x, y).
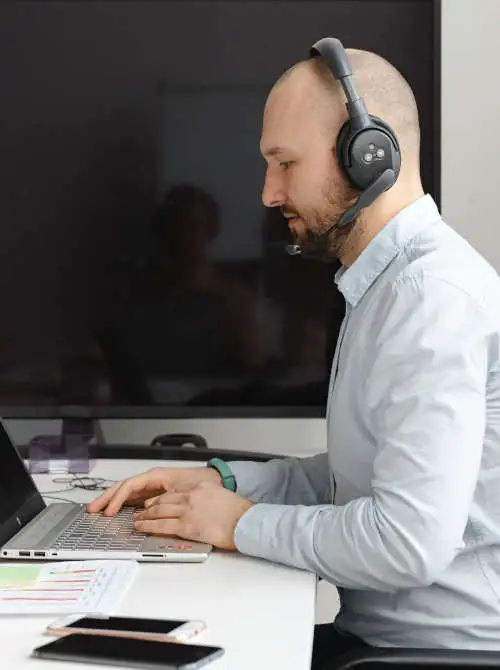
top-left (0, 423), bottom-right (212, 562)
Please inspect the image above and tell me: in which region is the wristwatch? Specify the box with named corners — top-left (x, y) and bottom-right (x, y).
top-left (206, 457), bottom-right (237, 492)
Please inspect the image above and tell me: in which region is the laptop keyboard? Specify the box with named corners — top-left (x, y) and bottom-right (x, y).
top-left (52, 506), bottom-right (147, 552)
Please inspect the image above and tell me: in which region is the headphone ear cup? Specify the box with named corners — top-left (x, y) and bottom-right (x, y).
top-left (370, 116), bottom-right (400, 150)
top-left (336, 116), bottom-right (401, 191)
top-left (335, 120), bottom-right (352, 179)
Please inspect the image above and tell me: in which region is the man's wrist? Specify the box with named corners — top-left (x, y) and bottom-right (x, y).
top-left (204, 466), bottom-right (224, 486)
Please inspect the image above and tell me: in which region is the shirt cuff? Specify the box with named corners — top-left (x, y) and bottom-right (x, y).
top-left (234, 503), bottom-right (276, 557)
top-left (234, 501), bottom-right (316, 571)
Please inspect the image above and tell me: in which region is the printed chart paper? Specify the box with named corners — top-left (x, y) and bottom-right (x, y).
top-left (0, 560), bottom-right (138, 615)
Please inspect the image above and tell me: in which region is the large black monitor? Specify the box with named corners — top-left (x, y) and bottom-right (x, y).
top-left (0, 0), bottom-right (440, 419)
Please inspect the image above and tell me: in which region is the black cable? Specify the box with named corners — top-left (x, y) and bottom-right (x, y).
top-left (40, 473), bottom-right (117, 498)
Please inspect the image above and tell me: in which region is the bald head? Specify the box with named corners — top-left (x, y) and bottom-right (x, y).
top-left (267, 48), bottom-right (420, 170)
top-left (260, 46), bottom-right (424, 265)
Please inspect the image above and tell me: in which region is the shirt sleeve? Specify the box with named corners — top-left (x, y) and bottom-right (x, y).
top-left (234, 275), bottom-right (490, 590)
top-left (228, 453), bottom-right (331, 505)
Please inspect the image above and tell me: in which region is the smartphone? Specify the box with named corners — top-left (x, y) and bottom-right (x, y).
top-left (46, 614), bottom-right (205, 643)
top-left (32, 633), bottom-right (224, 670)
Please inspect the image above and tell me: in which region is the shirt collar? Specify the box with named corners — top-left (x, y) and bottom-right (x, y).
top-left (335, 194), bottom-right (441, 307)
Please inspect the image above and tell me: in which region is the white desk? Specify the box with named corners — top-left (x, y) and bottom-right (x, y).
top-left (6, 459), bottom-right (317, 670)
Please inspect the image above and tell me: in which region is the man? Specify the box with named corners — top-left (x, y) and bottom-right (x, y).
top-left (89, 46), bottom-right (500, 666)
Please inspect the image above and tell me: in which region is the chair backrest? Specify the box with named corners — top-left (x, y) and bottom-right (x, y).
top-left (149, 432), bottom-right (281, 462)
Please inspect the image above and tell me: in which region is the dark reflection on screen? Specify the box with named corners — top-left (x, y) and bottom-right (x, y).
top-left (0, 179), bottom-right (340, 409)
top-left (95, 184), bottom-right (340, 408)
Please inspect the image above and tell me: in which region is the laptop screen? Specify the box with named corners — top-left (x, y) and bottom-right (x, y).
top-left (0, 422), bottom-right (45, 546)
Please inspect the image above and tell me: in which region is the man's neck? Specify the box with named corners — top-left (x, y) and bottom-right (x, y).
top-left (339, 185), bottom-right (425, 267)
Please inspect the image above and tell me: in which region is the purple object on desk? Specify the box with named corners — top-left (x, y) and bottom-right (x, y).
top-left (28, 434), bottom-right (96, 473)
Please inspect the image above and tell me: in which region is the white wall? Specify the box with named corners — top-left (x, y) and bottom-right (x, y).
top-left (441, 0), bottom-right (500, 270)
top-left (6, 0), bottom-right (500, 456)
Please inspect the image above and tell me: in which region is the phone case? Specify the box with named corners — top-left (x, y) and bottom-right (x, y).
top-left (46, 617), bottom-right (205, 643)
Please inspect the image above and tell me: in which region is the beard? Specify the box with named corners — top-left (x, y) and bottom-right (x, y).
top-left (283, 177), bottom-right (359, 262)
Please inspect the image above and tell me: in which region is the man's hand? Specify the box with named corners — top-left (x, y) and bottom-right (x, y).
top-left (86, 467), bottom-right (222, 516)
top-left (133, 482), bottom-right (254, 551)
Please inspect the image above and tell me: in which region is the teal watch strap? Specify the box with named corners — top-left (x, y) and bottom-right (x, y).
top-left (207, 457), bottom-right (237, 492)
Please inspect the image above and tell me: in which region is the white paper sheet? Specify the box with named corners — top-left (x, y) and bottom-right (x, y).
top-left (0, 560), bottom-right (138, 615)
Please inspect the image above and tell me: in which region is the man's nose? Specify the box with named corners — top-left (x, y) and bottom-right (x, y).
top-left (262, 168), bottom-right (286, 208)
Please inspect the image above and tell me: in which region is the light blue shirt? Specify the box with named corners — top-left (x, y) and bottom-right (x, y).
top-left (230, 194), bottom-right (500, 648)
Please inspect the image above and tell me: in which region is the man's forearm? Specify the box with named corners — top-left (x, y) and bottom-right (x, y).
top-left (228, 453), bottom-right (331, 506)
top-left (233, 495), bottom-right (459, 591)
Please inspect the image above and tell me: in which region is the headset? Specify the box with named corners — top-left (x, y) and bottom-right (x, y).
top-left (286, 37), bottom-right (401, 258)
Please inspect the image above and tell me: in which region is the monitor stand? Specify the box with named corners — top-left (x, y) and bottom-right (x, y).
top-left (62, 415), bottom-right (105, 445)
top-left (61, 415), bottom-right (104, 472)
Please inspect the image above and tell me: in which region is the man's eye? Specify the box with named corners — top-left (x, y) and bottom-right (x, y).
top-left (279, 161), bottom-right (293, 170)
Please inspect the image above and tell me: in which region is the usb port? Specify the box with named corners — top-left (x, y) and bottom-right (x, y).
top-left (19, 551), bottom-right (30, 557)
top-left (34, 551), bottom-right (46, 557)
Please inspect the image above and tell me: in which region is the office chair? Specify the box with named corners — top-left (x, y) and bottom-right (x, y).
top-left (325, 647), bottom-right (500, 669)
top-left (148, 432), bottom-right (280, 462)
